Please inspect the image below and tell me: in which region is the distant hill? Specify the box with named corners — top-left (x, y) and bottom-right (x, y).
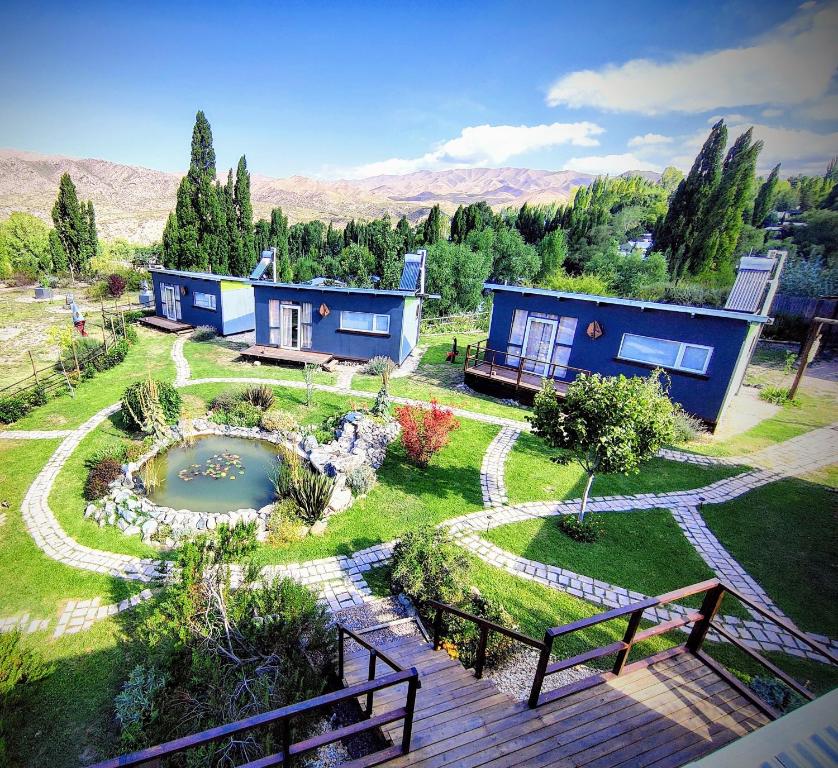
top-left (0, 148), bottom-right (658, 244)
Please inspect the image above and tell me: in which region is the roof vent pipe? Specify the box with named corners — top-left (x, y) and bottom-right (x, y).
top-left (271, 246), bottom-right (277, 282)
top-left (417, 248), bottom-right (427, 295)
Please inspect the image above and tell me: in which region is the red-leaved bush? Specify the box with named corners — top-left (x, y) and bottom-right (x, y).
top-left (395, 400), bottom-right (460, 468)
top-left (107, 273), bottom-right (127, 297)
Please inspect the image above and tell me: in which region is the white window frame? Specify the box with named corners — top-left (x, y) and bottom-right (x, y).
top-left (339, 310), bottom-right (391, 334)
top-left (618, 333), bottom-right (713, 375)
top-left (193, 291), bottom-right (217, 311)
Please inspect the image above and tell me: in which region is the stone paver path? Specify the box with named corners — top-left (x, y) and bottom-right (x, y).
top-left (0, 429), bottom-right (74, 440)
top-left (0, 613), bottom-right (50, 635)
top-left (481, 427), bottom-right (519, 507)
top-left (172, 335), bottom-right (190, 386)
top-left (54, 589), bottom-right (155, 637)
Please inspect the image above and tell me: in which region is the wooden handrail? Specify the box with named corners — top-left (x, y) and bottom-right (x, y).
top-left (338, 624), bottom-right (404, 675)
top-left (428, 599), bottom-right (544, 679)
top-left (462, 340), bottom-right (591, 380)
top-left (89, 667), bottom-right (420, 768)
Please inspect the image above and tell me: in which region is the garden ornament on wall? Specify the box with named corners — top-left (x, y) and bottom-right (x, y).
top-left (587, 321), bottom-right (604, 340)
top-left (319, 303), bottom-right (330, 317)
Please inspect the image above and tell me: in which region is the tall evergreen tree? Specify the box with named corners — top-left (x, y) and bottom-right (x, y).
top-left (654, 119), bottom-right (727, 278)
top-left (752, 163), bottom-right (781, 226)
top-left (51, 173), bottom-right (88, 279)
top-left (221, 171), bottom-right (239, 276)
top-left (395, 215), bottom-right (414, 253)
top-left (253, 219), bottom-right (271, 257)
top-left (423, 204), bottom-right (443, 245)
top-left (232, 156), bottom-right (255, 275)
top-left (270, 207), bottom-right (292, 281)
top-left (450, 205), bottom-right (466, 243)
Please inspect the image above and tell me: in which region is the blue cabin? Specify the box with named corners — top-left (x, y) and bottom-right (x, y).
top-left (244, 251), bottom-right (428, 365)
top-left (149, 269), bottom-right (255, 336)
top-left (469, 256), bottom-right (783, 427)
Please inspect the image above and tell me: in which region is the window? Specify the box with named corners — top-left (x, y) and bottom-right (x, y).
top-left (618, 333), bottom-right (712, 375)
top-left (340, 311), bottom-right (390, 334)
top-left (194, 291), bottom-right (217, 311)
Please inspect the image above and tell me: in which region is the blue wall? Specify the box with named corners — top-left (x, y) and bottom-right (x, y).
top-left (253, 284), bottom-right (409, 361)
top-left (151, 272), bottom-right (254, 335)
top-left (486, 290), bottom-right (753, 423)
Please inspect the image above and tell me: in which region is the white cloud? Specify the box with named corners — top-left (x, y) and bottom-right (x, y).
top-left (761, 108), bottom-right (784, 118)
top-left (668, 120), bottom-right (838, 175)
top-left (345, 121), bottom-right (605, 178)
top-left (562, 153), bottom-right (662, 175)
top-left (627, 133), bottom-right (673, 147)
top-left (546, 4), bottom-right (838, 114)
top-left (802, 93), bottom-right (838, 119)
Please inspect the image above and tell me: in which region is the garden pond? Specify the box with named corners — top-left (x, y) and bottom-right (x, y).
top-left (145, 435), bottom-right (281, 514)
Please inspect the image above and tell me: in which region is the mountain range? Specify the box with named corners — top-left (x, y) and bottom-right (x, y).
top-left (0, 148), bottom-right (658, 244)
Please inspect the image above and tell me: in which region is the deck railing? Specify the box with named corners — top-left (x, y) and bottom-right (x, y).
top-left (430, 579), bottom-right (837, 718)
top-left (91, 623), bottom-right (421, 768)
top-left (463, 339), bottom-right (590, 391)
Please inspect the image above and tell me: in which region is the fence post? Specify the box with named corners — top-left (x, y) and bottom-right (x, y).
top-left (281, 718), bottom-right (292, 768)
top-left (612, 606), bottom-right (645, 675)
top-left (70, 334), bottom-right (80, 375)
top-left (527, 632), bottom-right (554, 708)
top-left (464, 344), bottom-right (471, 373)
top-left (365, 651), bottom-right (377, 717)
top-left (337, 627), bottom-right (344, 681)
top-left (474, 624), bottom-right (490, 679)
top-left (687, 583), bottom-right (726, 653)
top-left (28, 351), bottom-right (39, 385)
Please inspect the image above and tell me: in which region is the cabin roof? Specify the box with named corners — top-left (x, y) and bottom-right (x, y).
top-left (250, 279), bottom-right (418, 298)
top-left (150, 268), bottom-right (252, 285)
top-left (484, 283), bottom-right (771, 324)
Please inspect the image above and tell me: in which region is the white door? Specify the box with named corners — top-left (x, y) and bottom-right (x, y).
top-left (162, 285), bottom-right (178, 320)
top-left (522, 316), bottom-right (558, 376)
top-left (280, 304), bottom-right (300, 349)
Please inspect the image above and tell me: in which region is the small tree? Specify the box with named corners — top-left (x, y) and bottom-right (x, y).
top-left (303, 363), bottom-right (317, 407)
top-left (107, 273), bottom-right (127, 297)
top-left (366, 355), bottom-right (396, 416)
top-left (531, 372), bottom-right (676, 522)
top-left (395, 400), bottom-right (460, 468)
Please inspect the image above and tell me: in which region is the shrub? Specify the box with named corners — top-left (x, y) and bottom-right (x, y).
top-left (395, 400), bottom-right (460, 468)
top-left (749, 676), bottom-right (805, 713)
top-left (108, 273), bottom-right (128, 297)
top-left (557, 513), bottom-right (605, 543)
top-left (260, 409), bottom-right (299, 434)
top-left (672, 407), bottom-right (707, 443)
top-left (390, 526), bottom-right (469, 612)
top-left (191, 325), bottom-right (217, 342)
top-left (272, 447), bottom-right (335, 525)
top-left (121, 379), bottom-right (181, 434)
top-left (114, 665), bottom-right (168, 749)
top-left (346, 464), bottom-right (376, 496)
top-left (242, 384), bottom-right (274, 410)
top-left (759, 385), bottom-right (799, 406)
top-left (209, 391), bottom-right (239, 413)
top-left (267, 499), bottom-right (306, 546)
top-left (84, 457), bottom-right (123, 500)
top-left (86, 444), bottom-right (128, 468)
top-left (213, 400), bottom-right (262, 427)
top-left (443, 592), bottom-right (518, 670)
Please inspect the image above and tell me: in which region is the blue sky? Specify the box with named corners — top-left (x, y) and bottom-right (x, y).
top-left (1, 0), bottom-right (835, 178)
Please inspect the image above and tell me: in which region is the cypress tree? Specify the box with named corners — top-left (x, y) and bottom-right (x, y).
top-left (450, 205), bottom-right (466, 243)
top-left (51, 172), bottom-right (86, 280)
top-left (222, 171), bottom-right (240, 276)
top-left (232, 156), bottom-right (255, 275)
top-left (654, 120), bottom-right (727, 278)
top-left (395, 215), bottom-right (414, 253)
top-left (162, 212), bottom-right (180, 269)
top-left (269, 207), bottom-right (292, 281)
top-left (254, 219), bottom-right (271, 256)
top-left (752, 163), bottom-right (781, 226)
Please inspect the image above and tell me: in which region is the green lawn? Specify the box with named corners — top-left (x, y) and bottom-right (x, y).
top-left (702, 475), bottom-right (838, 637)
top-left (257, 419), bottom-right (497, 564)
top-left (5, 328), bottom-right (176, 431)
top-left (683, 392), bottom-right (838, 458)
top-left (506, 431), bottom-right (745, 505)
top-left (7, 615), bottom-right (129, 767)
top-left (0, 439), bottom-right (144, 617)
top-left (184, 338), bottom-right (338, 384)
top-left (417, 333), bottom-right (486, 365)
top-left (483, 511), bottom-right (747, 616)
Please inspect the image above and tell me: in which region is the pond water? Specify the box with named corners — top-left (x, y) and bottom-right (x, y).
top-left (145, 435), bottom-right (281, 514)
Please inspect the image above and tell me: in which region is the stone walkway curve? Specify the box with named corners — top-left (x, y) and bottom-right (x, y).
top-left (0, 429), bottom-right (74, 440)
top-left (8, 333), bottom-right (838, 658)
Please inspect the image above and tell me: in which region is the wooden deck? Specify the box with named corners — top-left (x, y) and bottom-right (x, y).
top-left (139, 315), bottom-right (194, 333)
top-left (464, 360), bottom-right (571, 395)
top-left (342, 636), bottom-right (770, 768)
top-left (240, 344), bottom-right (333, 366)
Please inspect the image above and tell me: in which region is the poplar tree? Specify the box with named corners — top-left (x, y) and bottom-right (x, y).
top-left (450, 206), bottom-right (466, 243)
top-left (752, 163), bottom-right (781, 226)
top-left (423, 204), bottom-right (443, 245)
top-left (253, 219), bottom-right (270, 256)
top-left (232, 156), bottom-right (254, 275)
top-left (270, 207), bottom-right (292, 281)
top-left (655, 120), bottom-right (727, 278)
top-left (396, 215), bottom-right (414, 253)
top-left (222, 171), bottom-right (240, 276)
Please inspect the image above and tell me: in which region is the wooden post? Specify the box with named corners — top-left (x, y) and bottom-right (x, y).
top-left (120, 309), bottom-right (126, 336)
top-left (365, 651), bottom-right (377, 717)
top-left (612, 606), bottom-right (645, 675)
top-left (401, 674), bottom-right (419, 754)
top-left (102, 320), bottom-right (108, 352)
top-left (464, 344), bottom-right (471, 373)
top-left (516, 359), bottom-right (523, 391)
top-left (337, 628), bottom-right (344, 681)
top-left (474, 624), bottom-right (490, 679)
top-left (489, 349), bottom-right (495, 376)
top-left (29, 351), bottom-right (39, 385)
top-left (281, 718), bottom-right (292, 768)
top-left (527, 633), bottom-right (554, 708)
top-left (788, 318), bottom-right (838, 399)
top-left (70, 334), bottom-right (80, 375)
top-left (432, 607), bottom-right (443, 651)
top-left (686, 584), bottom-right (726, 653)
